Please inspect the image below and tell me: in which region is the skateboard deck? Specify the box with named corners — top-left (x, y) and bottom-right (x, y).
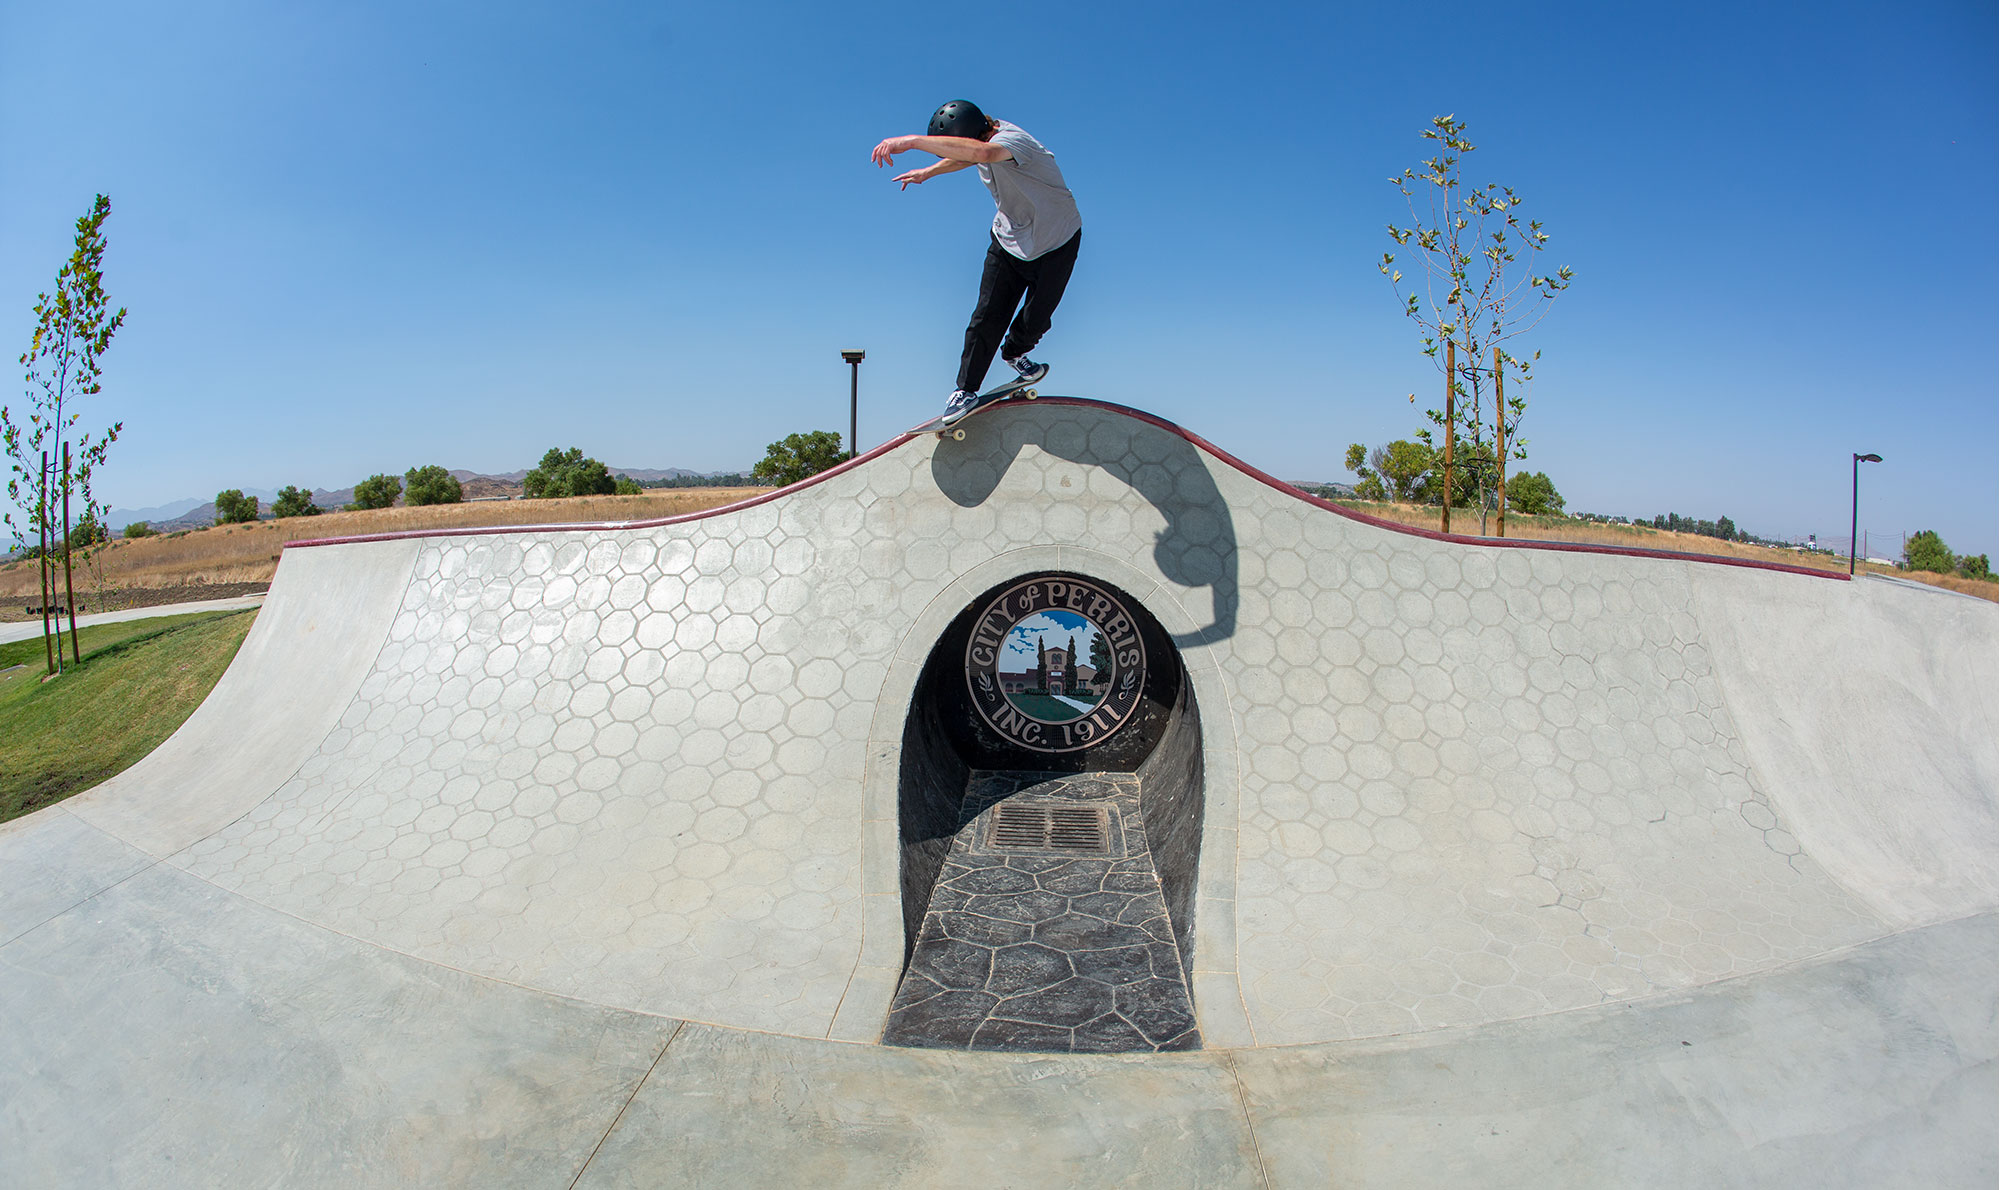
top-left (909, 374), bottom-right (1041, 440)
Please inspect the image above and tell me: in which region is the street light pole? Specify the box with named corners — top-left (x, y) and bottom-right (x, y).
top-left (1850, 452), bottom-right (1882, 576)
top-left (841, 350), bottom-right (865, 460)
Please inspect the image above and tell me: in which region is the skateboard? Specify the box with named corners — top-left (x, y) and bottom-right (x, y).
top-left (909, 373), bottom-right (1041, 440)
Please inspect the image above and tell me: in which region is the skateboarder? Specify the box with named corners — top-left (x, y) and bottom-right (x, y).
top-left (872, 100), bottom-right (1082, 425)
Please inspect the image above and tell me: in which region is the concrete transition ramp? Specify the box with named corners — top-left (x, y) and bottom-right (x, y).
top-left (1, 398), bottom-right (1992, 1186)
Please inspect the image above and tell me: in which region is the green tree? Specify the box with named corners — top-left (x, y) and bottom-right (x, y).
top-left (1088, 631), bottom-right (1112, 681)
top-left (524, 447), bottom-right (616, 498)
top-left (1903, 529), bottom-right (1954, 574)
top-left (348, 472), bottom-right (402, 510)
top-left (1504, 471), bottom-right (1564, 516)
top-left (614, 476), bottom-right (643, 496)
top-left (214, 489), bottom-right (259, 524)
top-left (1383, 117), bottom-right (1571, 533)
top-left (403, 464), bottom-right (462, 506)
top-left (3, 194), bottom-right (128, 673)
top-left (68, 510), bottom-right (108, 546)
top-left (1956, 554), bottom-right (1992, 581)
top-left (272, 485), bottom-right (322, 518)
top-left (1376, 440), bottom-right (1435, 502)
top-left (122, 520), bottom-right (156, 539)
top-left (1343, 443), bottom-right (1388, 501)
top-left (750, 431), bottom-right (844, 488)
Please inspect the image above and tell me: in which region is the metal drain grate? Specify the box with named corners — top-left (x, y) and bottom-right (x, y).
top-left (989, 803), bottom-right (1111, 853)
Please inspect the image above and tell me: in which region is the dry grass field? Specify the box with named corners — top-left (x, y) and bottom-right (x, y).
top-left (1330, 498), bottom-right (1998, 602)
top-left (0, 489), bottom-right (762, 619)
top-left (6, 485), bottom-right (1990, 616)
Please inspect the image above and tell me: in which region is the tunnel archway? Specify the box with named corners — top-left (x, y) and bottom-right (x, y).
top-left (887, 571), bottom-right (1206, 1053)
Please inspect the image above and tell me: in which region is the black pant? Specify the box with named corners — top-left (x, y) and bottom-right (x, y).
top-left (956, 230), bottom-right (1081, 394)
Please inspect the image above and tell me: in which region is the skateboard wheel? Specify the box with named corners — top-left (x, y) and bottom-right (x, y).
top-left (1023, 389), bottom-right (1037, 399)
top-left (951, 428), bottom-right (966, 441)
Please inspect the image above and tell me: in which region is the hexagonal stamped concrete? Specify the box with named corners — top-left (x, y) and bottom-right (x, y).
top-left (163, 399), bottom-right (1970, 1050)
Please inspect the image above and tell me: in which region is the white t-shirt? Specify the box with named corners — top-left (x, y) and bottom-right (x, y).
top-left (977, 121), bottom-right (1082, 261)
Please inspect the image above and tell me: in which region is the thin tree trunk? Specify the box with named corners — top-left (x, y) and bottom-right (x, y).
top-left (38, 451), bottom-right (54, 675)
top-left (63, 441), bottom-right (80, 665)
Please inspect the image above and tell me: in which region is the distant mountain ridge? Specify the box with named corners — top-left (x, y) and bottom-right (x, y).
top-left (109, 466), bottom-right (741, 531)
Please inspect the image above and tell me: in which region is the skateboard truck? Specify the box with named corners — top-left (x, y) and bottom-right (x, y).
top-left (911, 373), bottom-right (1044, 441)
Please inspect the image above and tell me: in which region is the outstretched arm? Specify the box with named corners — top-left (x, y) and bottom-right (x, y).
top-left (871, 134), bottom-right (1012, 168)
top-left (892, 157), bottom-right (976, 189)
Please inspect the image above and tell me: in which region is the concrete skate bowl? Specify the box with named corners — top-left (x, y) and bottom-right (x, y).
top-left (0, 396), bottom-right (1992, 1187)
top-left (886, 571), bottom-right (1208, 1052)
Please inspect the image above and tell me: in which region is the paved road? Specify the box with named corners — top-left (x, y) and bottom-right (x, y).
top-left (0, 400), bottom-right (1990, 1187)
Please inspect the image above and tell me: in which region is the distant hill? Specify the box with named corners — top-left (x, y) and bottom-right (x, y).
top-left (113, 466), bottom-right (745, 530)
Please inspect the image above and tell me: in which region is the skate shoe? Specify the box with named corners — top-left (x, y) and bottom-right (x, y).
top-left (1004, 356), bottom-right (1049, 384)
top-left (940, 389), bottom-right (980, 425)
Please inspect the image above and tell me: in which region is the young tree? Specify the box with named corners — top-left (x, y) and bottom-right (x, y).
top-left (750, 431), bottom-right (844, 487)
top-left (1382, 116), bottom-right (1571, 534)
top-left (348, 473), bottom-right (403, 510)
top-left (214, 489), bottom-right (259, 524)
top-left (403, 465), bottom-right (462, 506)
top-left (122, 520), bottom-right (156, 539)
top-left (3, 195), bottom-right (128, 672)
top-left (272, 485), bottom-right (323, 518)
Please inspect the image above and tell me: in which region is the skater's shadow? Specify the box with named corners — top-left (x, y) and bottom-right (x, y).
top-left (929, 402), bottom-right (1238, 647)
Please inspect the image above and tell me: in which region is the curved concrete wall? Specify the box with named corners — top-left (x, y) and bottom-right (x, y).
top-left (22, 399), bottom-right (1992, 1055)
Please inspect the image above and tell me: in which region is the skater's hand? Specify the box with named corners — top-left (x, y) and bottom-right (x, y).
top-left (871, 135), bottom-right (918, 167)
top-left (893, 167), bottom-right (930, 189)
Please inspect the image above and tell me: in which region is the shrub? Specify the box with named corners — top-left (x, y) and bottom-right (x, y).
top-left (1505, 471), bottom-right (1565, 516)
top-left (348, 473), bottom-right (402, 510)
top-left (1903, 530), bottom-right (1954, 574)
top-left (750, 430), bottom-right (845, 488)
top-left (404, 465), bottom-right (463, 506)
top-left (272, 485), bottom-right (323, 518)
top-left (68, 513), bottom-right (110, 546)
top-left (122, 521), bottom-right (157, 539)
top-left (524, 447), bottom-right (615, 498)
top-left (213, 489), bottom-right (259, 524)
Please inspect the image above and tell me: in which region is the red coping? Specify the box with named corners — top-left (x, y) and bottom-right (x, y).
top-left (283, 397), bottom-right (1846, 583)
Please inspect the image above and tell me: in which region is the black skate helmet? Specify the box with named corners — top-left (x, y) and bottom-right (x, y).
top-left (928, 100), bottom-right (990, 139)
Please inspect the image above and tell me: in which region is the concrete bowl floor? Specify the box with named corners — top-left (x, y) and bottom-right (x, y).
top-left (1, 399), bottom-right (1992, 1187)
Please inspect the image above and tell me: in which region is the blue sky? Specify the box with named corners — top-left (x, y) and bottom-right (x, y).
top-left (2, 0), bottom-right (1993, 556)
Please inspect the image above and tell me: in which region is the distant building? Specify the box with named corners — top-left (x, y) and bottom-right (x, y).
top-left (998, 632), bottom-right (1101, 697)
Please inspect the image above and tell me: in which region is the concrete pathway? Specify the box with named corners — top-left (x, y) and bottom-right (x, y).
top-left (0, 594), bottom-right (265, 645)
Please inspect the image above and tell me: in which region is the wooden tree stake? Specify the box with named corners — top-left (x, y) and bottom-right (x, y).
top-left (1442, 337), bottom-right (1456, 534)
top-left (1494, 347), bottom-right (1507, 539)
top-left (63, 441), bottom-right (80, 664)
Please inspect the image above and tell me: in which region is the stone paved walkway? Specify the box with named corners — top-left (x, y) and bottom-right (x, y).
top-left (883, 772), bottom-right (1201, 1052)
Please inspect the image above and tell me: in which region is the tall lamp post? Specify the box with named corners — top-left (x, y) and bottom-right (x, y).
top-left (1850, 452), bottom-right (1882, 575)
top-left (841, 349), bottom-right (865, 460)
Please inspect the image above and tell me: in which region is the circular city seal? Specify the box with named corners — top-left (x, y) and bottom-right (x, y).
top-left (963, 575), bottom-right (1148, 754)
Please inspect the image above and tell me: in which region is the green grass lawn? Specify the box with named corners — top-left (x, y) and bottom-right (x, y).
top-left (1006, 691), bottom-right (1102, 722)
top-left (0, 609), bottom-right (256, 825)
